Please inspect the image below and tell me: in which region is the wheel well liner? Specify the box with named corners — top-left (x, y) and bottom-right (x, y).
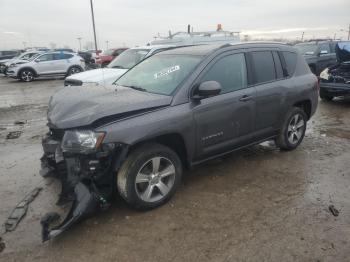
top-left (129, 133), bottom-right (189, 168)
top-left (293, 100), bottom-right (312, 119)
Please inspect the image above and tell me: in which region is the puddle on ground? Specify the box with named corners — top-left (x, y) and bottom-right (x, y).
top-left (321, 128), bottom-right (350, 140)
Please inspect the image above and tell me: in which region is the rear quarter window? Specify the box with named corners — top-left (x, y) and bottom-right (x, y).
top-left (251, 51), bottom-right (276, 84)
top-left (282, 51), bottom-right (297, 76)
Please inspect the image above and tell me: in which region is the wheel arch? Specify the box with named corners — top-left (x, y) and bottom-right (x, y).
top-left (17, 67), bottom-right (38, 78)
top-left (293, 99), bottom-right (312, 120)
top-left (66, 64), bottom-right (84, 75)
top-left (128, 133), bottom-right (190, 169)
top-left (308, 63), bottom-right (316, 74)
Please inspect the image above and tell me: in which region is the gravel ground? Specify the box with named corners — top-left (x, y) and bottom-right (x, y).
top-left (0, 76), bottom-right (349, 262)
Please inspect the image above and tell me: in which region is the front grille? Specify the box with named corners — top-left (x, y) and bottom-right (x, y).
top-left (50, 128), bottom-right (65, 140)
top-left (64, 79), bottom-right (83, 86)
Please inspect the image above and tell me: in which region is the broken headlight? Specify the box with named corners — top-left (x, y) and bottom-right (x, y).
top-left (319, 68), bottom-right (330, 81)
top-left (61, 130), bottom-right (105, 153)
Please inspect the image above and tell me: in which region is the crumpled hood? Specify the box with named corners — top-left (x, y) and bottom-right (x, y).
top-left (65, 68), bottom-right (127, 85)
top-left (336, 42), bottom-right (350, 63)
top-left (5, 58), bottom-right (28, 66)
top-left (47, 84), bottom-right (172, 129)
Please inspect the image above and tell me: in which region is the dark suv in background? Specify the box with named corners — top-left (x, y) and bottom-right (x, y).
top-left (40, 42), bottom-right (318, 241)
top-left (0, 50), bottom-right (21, 61)
top-left (295, 40), bottom-right (338, 75)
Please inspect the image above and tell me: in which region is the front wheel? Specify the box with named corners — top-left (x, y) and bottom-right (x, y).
top-left (117, 143), bottom-right (182, 210)
top-left (276, 107), bottom-right (307, 151)
top-left (19, 69), bottom-right (35, 82)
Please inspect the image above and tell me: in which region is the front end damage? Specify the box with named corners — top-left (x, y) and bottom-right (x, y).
top-left (40, 129), bottom-right (128, 242)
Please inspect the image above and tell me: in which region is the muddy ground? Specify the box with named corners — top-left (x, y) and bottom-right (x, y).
top-left (0, 76), bottom-right (349, 262)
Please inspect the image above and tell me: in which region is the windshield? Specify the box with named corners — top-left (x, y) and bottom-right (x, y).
top-left (19, 52), bottom-right (37, 60)
top-left (295, 43), bottom-right (318, 55)
top-left (28, 53), bottom-right (41, 61)
top-left (107, 49), bottom-right (149, 69)
top-left (115, 54), bottom-right (202, 95)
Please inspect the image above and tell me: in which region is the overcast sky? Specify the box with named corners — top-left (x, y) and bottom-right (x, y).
top-left (0, 0), bottom-right (349, 50)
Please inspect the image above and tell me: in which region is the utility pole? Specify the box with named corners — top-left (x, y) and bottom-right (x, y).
top-left (77, 37), bottom-right (82, 51)
top-left (90, 0), bottom-right (98, 52)
top-left (340, 24), bottom-right (350, 40)
top-left (105, 40), bottom-right (109, 50)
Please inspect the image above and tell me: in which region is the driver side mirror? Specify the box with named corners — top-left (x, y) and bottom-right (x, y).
top-left (193, 81), bottom-right (221, 100)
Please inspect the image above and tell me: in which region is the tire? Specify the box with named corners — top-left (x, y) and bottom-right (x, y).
top-left (67, 66), bottom-right (82, 76)
top-left (276, 107), bottom-right (307, 151)
top-left (117, 143), bottom-right (182, 210)
top-left (320, 91), bottom-right (333, 101)
top-left (19, 69), bottom-right (35, 82)
top-left (101, 62), bottom-right (109, 68)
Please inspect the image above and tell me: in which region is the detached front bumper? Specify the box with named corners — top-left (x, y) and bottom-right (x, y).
top-left (5, 69), bottom-right (17, 78)
top-left (40, 132), bottom-right (128, 241)
top-left (320, 82), bottom-right (350, 97)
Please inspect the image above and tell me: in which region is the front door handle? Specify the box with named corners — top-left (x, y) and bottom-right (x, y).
top-left (239, 95), bottom-right (252, 102)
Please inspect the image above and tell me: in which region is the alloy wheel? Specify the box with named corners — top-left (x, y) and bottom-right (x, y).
top-left (69, 67), bottom-right (81, 75)
top-left (135, 157), bottom-right (176, 203)
top-left (287, 113), bottom-right (305, 144)
top-left (21, 71), bottom-right (34, 82)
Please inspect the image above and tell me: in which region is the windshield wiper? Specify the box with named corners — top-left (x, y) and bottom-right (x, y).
top-left (111, 65), bottom-right (126, 69)
top-left (123, 85), bottom-right (147, 92)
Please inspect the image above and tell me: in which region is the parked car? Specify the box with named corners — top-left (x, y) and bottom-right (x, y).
top-left (0, 50), bottom-right (21, 61)
top-left (6, 52), bottom-right (85, 82)
top-left (319, 41), bottom-right (350, 101)
top-left (0, 51), bottom-right (43, 74)
top-left (54, 48), bottom-right (75, 53)
top-left (64, 45), bottom-right (175, 86)
top-left (95, 48), bottom-right (128, 67)
top-left (40, 42), bottom-right (318, 241)
top-left (295, 40), bottom-right (338, 75)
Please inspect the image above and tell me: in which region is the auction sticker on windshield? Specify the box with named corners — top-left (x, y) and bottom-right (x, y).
top-left (154, 65), bottom-right (180, 79)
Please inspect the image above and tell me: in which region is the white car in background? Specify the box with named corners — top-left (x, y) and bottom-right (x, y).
top-left (6, 52), bottom-right (85, 82)
top-left (64, 45), bottom-right (175, 86)
top-left (0, 51), bottom-right (43, 74)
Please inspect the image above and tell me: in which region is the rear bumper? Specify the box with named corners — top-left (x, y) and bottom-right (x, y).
top-left (40, 133), bottom-right (128, 241)
top-left (320, 82), bottom-right (350, 96)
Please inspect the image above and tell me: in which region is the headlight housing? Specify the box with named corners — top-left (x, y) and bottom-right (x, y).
top-left (61, 130), bottom-right (105, 153)
top-left (319, 68), bottom-right (329, 80)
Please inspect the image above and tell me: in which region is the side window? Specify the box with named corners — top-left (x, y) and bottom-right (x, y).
top-left (53, 53), bottom-right (73, 60)
top-left (282, 51), bottom-right (297, 77)
top-left (272, 51), bottom-right (284, 79)
top-left (36, 54), bottom-right (53, 62)
top-left (251, 51), bottom-right (276, 84)
top-left (330, 42), bottom-right (336, 53)
top-left (319, 43), bottom-right (331, 54)
top-left (201, 53), bottom-right (247, 94)
top-left (3, 51), bottom-right (17, 55)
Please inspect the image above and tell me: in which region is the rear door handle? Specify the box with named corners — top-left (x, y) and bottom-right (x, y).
top-left (239, 95), bottom-right (253, 102)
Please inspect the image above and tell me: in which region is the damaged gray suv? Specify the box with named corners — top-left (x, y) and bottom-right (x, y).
top-left (40, 43), bottom-right (318, 241)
